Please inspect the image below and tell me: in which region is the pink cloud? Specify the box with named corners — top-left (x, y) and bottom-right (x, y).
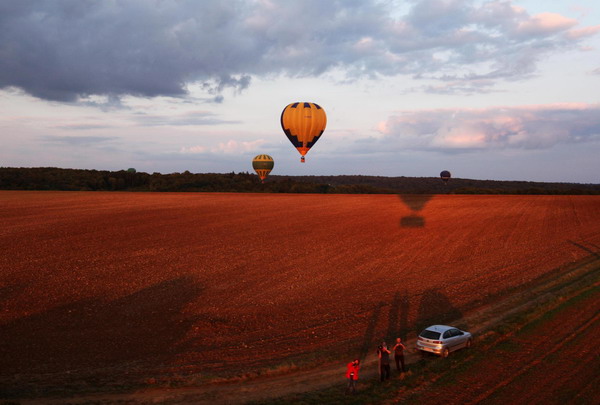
top-left (566, 24), bottom-right (600, 39)
top-left (516, 12), bottom-right (577, 36)
top-left (377, 103), bottom-right (600, 151)
top-left (180, 139), bottom-right (267, 155)
top-left (180, 145), bottom-right (208, 154)
top-left (213, 139), bottom-right (266, 154)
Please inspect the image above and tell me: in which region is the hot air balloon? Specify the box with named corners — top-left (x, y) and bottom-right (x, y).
top-left (280, 102), bottom-right (327, 163)
top-left (440, 170), bottom-right (451, 183)
top-left (252, 154), bottom-right (274, 183)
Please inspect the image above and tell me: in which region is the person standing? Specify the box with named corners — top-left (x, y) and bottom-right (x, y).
top-left (392, 337), bottom-right (407, 372)
top-left (377, 343), bottom-right (391, 381)
top-left (345, 359), bottom-right (360, 394)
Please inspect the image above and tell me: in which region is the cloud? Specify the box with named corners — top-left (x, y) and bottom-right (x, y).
top-left (180, 139), bottom-right (267, 155)
top-left (42, 135), bottom-right (118, 146)
top-left (54, 124), bottom-right (113, 130)
top-left (377, 103), bottom-right (600, 152)
top-left (566, 24), bottom-right (600, 39)
top-left (133, 110), bottom-right (239, 126)
top-left (515, 12), bottom-right (577, 36)
top-left (180, 145), bottom-right (208, 154)
top-left (1, 0), bottom-right (597, 101)
top-left (0, 0), bottom-right (256, 102)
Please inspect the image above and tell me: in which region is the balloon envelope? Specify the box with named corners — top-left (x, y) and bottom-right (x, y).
top-left (252, 154), bottom-right (274, 182)
top-left (440, 170), bottom-right (451, 182)
top-left (280, 102), bottom-right (327, 162)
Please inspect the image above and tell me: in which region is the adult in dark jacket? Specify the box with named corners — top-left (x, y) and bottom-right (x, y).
top-left (392, 337), bottom-right (407, 372)
top-left (377, 343), bottom-right (391, 381)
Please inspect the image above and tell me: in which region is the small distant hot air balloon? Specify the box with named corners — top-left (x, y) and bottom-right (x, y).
top-left (440, 170), bottom-right (451, 183)
top-left (280, 102), bottom-right (327, 163)
top-left (252, 154), bottom-right (274, 183)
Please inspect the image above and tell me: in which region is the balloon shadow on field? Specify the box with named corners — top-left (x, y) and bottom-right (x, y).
top-left (415, 289), bottom-right (464, 333)
top-left (400, 215), bottom-right (425, 228)
top-left (397, 194), bottom-right (434, 228)
top-left (0, 276), bottom-right (203, 397)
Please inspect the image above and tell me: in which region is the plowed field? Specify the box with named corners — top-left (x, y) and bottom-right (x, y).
top-left (1, 191), bottom-right (599, 401)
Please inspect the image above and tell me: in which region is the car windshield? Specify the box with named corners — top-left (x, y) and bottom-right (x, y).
top-left (420, 330), bottom-right (441, 340)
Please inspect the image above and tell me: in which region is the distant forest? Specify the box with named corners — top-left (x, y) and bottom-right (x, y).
top-left (1, 167), bottom-right (599, 195)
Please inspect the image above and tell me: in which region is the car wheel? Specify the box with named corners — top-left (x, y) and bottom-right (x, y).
top-left (466, 339), bottom-right (472, 349)
top-left (441, 347), bottom-right (449, 358)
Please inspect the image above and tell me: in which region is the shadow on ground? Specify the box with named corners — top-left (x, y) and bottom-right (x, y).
top-left (0, 276), bottom-right (203, 396)
top-left (358, 288), bottom-right (463, 361)
top-left (415, 288), bottom-right (464, 332)
top-left (0, 282), bottom-right (28, 304)
top-left (568, 240), bottom-right (600, 258)
top-left (397, 195), bottom-right (434, 228)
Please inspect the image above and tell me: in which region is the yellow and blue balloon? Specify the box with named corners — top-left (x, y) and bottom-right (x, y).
top-left (280, 102), bottom-right (327, 163)
top-left (252, 154), bottom-right (274, 183)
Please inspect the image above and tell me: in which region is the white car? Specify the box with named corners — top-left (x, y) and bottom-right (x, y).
top-left (416, 325), bottom-right (472, 357)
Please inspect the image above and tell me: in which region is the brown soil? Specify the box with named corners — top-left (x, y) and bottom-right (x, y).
top-left (1, 191), bottom-right (599, 403)
top-left (392, 263), bottom-right (600, 405)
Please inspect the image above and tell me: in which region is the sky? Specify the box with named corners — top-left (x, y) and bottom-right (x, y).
top-left (1, 0), bottom-right (599, 183)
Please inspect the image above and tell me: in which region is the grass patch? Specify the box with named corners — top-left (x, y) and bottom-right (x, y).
top-left (557, 391), bottom-right (595, 405)
top-left (495, 339), bottom-right (521, 353)
top-left (518, 284), bottom-right (599, 336)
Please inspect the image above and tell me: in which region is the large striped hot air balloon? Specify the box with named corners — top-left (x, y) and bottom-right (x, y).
top-left (252, 154), bottom-right (274, 183)
top-left (280, 102), bottom-right (327, 163)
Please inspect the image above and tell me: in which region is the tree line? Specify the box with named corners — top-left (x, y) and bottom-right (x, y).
top-left (0, 167), bottom-right (598, 195)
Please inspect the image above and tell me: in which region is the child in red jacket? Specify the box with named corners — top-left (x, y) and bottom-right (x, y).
top-left (345, 359), bottom-right (360, 394)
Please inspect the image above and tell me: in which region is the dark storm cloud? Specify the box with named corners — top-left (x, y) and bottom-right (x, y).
top-left (377, 104), bottom-right (600, 152)
top-left (0, 0), bottom-right (595, 101)
top-left (0, 0), bottom-right (257, 101)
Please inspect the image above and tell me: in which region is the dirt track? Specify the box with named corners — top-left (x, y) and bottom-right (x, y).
top-left (1, 191), bottom-right (599, 403)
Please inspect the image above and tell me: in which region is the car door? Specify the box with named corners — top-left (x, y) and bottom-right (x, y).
top-left (442, 330), bottom-right (455, 351)
top-left (450, 329), bottom-right (466, 349)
